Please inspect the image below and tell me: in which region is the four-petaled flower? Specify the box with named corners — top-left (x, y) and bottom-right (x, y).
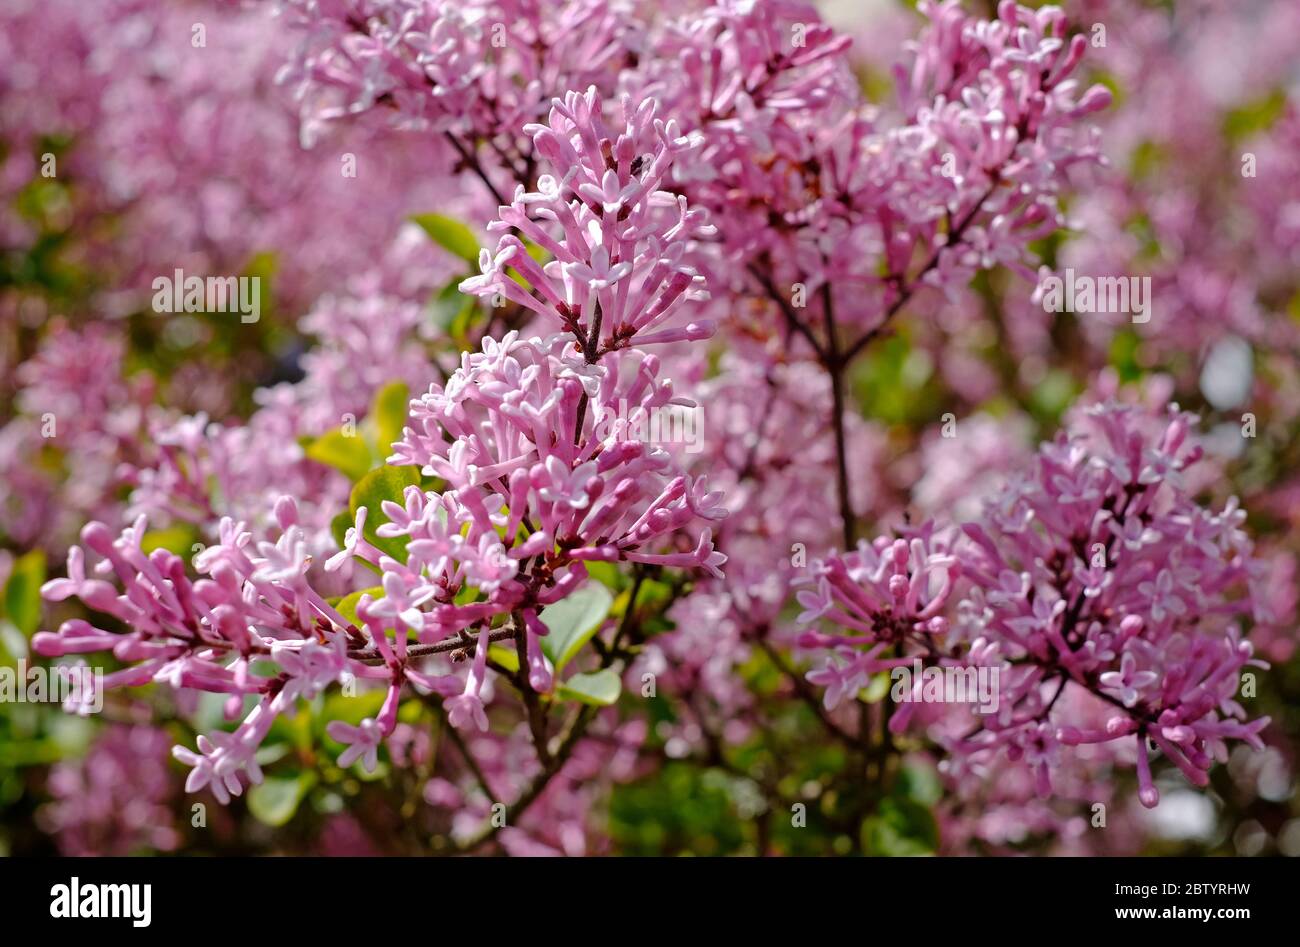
top-left (1098, 652), bottom-right (1160, 708)
top-left (326, 718), bottom-right (383, 773)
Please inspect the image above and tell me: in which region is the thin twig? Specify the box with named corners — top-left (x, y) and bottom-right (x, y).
top-left (842, 181), bottom-right (1000, 364)
top-left (754, 637), bottom-right (859, 748)
top-left (348, 626), bottom-right (517, 665)
top-left (821, 280), bottom-right (856, 549)
top-left (419, 693), bottom-right (497, 801)
top-left (747, 263), bottom-right (827, 362)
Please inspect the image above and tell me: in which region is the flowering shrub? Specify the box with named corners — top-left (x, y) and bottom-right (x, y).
top-left (797, 402), bottom-right (1269, 807)
top-left (1, 0), bottom-right (1296, 856)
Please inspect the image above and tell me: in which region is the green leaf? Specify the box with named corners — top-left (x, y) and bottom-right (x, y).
top-left (1028, 368), bottom-right (1080, 424)
top-left (584, 561), bottom-right (627, 593)
top-left (0, 739), bottom-right (65, 766)
top-left (333, 586), bottom-right (383, 627)
top-left (425, 272), bottom-right (486, 345)
top-left (1108, 329), bottom-right (1143, 384)
top-left (141, 525), bottom-right (197, 556)
top-left (247, 772), bottom-right (317, 827)
top-left (4, 550), bottom-right (46, 637)
top-left (253, 743), bottom-right (292, 768)
top-left (538, 583), bottom-right (613, 671)
top-left (521, 238), bottom-right (550, 265)
top-left (861, 797), bottom-right (939, 856)
top-left (849, 331), bottom-right (937, 425)
top-left (1223, 88), bottom-right (1287, 142)
top-left (321, 689), bottom-right (389, 732)
top-left (896, 761), bottom-right (943, 807)
top-left (372, 381), bottom-right (410, 456)
top-left (330, 510), bottom-right (353, 551)
top-left (1128, 140), bottom-right (1167, 181)
top-left (349, 465), bottom-right (421, 563)
top-left (488, 644), bottom-right (520, 673)
top-left (448, 298), bottom-right (478, 346)
top-left (306, 428), bottom-right (373, 482)
top-left (240, 251), bottom-right (277, 321)
top-left (556, 669), bottom-right (622, 706)
top-left (411, 213), bottom-right (481, 264)
top-left (861, 672), bottom-right (891, 704)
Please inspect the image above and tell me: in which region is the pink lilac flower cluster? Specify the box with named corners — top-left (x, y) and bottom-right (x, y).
top-left (272, 0), bottom-right (637, 164)
top-left (0, 0), bottom-right (471, 574)
top-left (0, 323), bottom-right (154, 552)
top-left (38, 725), bottom-right (181, 856)
top-left (1054, 0), bottom-right (1300, 681)
top-left (916, 0), bottom-right (1300, 405)
top-left (1052, 0), bottom-right (1300, 356)
top-left (117, 227), bottom-right (459, 558)
top-left (0, 0), bottom-right (446, 320)
top-left (33, 92), bottom-right (725, 807)
top-left (595, 0), bottom-right (1116, 764)
top-left (292, 287), bottom-right (438, 432)
top-left (4, 229), bottom-right (456, 579)
top-left (265, 0), bottom-right (1277, 829)
top-left (628, 348), bottom-right (892, 746)
top-left (459, 87), bottom-right (715, 353)
top-left (124, 404), bottom-right (348, 555)
top-left (641, 0), bottom-right (1111, 347)
top-left (797, 401), bottom-right (1270, 807)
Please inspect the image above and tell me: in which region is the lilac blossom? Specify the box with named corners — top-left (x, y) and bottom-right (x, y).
top-left (32, 89), bottom-right (727, 812)
top-left (799, 401), bottom-right (1272, 808)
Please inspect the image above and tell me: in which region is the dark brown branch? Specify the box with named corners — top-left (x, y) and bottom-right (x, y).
top-left (457, 703), bottom-right (597, 854)
top-left (513, 610), bottom-right (552, 767)
top-left (419, 693), bottom-right (497, 802)
top-left (754, 637), bottom-right (859, 748)
top-left (443, 131), bottom-right (509, 208)
top-left (842, 181), bottom-right (1000, 364)
top-left (747, 263), bottom-right (827, 362)
top-left (456, 573), bottom-right (659, 853)
top-left (821, 281), bottom-right (856, 549)
top-left (348, 625), bottom-right (517, 665)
